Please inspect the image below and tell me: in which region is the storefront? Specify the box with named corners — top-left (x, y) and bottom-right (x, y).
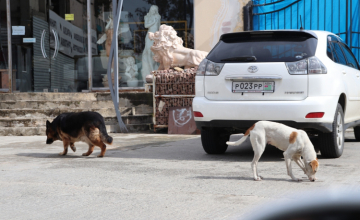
top-left (0, 0), bottom-right (194, 92)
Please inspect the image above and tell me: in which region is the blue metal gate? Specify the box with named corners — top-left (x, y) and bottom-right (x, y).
top-left (246, 0), bottom-right (360, 61)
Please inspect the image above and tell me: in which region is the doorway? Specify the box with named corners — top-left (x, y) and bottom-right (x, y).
top-left (10, 0), bottom-right (89, 92)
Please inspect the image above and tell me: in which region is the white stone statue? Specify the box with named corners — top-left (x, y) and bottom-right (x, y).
top-left (97, 14), bottom-right (132, 87)
top-left (148, 25), bottom-right (208, 70)
top-left (125, 57), bottom-right (139, 87)
top-left (97, 15), bottom-right (114, 57)
top-left (97, 12), bottom-right (132, 56)
top-left (119, 11), bottom-right (132, 44)
top-left (141, 5), bottom-right (161, 82)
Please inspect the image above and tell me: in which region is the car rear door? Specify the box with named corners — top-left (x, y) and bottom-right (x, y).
top-left (337, 42), bottom-right (360, 121)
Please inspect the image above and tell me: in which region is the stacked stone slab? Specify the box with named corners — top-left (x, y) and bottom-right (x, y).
top-left (0, 92), bottom-right (153, 136)
top-left (154, 68), bottom-right (196, 126)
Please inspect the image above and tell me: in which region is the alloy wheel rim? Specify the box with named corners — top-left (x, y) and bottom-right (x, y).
top-left (336, 112), bottom-right (343, 150)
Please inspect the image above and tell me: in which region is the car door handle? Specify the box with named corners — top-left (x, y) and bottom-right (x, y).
top-left (357, 74), bottom-right (360, 78)
top-left (342, 70), bottom-right (346, 75)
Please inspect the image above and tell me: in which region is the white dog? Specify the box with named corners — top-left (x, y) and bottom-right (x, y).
top-left (226, 121), bottom-right (319, 181)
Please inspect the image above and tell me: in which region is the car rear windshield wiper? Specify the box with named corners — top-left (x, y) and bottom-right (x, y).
top-left (220, 56), bottom-right (257, 62)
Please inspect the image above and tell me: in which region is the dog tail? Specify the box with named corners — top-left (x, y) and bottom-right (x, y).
top-left (99, 123), bottom-right (113, 145)
top-left (226, 135), bottom-right (249, 146)
top-left (226, 124), bottom-right (255, 146)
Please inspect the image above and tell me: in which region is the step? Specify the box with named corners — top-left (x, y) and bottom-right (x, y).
top-left (104, 115), bottom-right (153, 126)
top-left (106, 123), bottom-right (153, 133)
top-left (0, 93), bottom-right (97, 102)
top-left (0, 124), bottom-right (153, 136)
top-left (0, 100), bottom-right (146, 109)
top-left (95, 92), bottom-right (153, 106)
top-left (0, 115), bottom-right (153, 128)
top-left (0, 106), bottom-right (153, 118)
top-left (0, 127), bottom-right (46, 136)
top-left (0, 92), bottom-right (153, 103)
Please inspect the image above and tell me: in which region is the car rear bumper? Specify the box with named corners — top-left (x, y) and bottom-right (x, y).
top-left (195, 120), bottom-right (332, 133)
top-left (192, 96), bottom-right (339, 133)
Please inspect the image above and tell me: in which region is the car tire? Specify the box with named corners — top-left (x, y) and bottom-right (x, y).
top-left (201, 128), bottom-right (230, 154)
top-left (354, 126), bottom-right (360, 141)
top-left (318, 103), bottom-right (344, 158)
top-left (310, 136), bottom-right (320, 154)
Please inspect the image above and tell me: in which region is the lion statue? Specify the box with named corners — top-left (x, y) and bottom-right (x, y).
top-left (148, 25), bottom-right (208, 70)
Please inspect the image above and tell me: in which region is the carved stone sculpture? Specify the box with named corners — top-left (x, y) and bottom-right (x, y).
top-left (97, 15), bottom-right (114, 57)
top-left (148, 25), bottom-right (208, 70)
top-left (97, 14), bottom-right (131, 87)
top-left (141, 5), bottom-right (161, 84)
top-left (124, 57), bottom-right (139, 87)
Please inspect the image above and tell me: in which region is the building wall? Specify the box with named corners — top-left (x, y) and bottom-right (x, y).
top-left (194, 0), bottom-right (250, 52)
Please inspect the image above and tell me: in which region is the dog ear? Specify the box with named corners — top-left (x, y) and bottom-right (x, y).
top-left (309, 160), bottom-right (319, 172)
top-left (46, 120), bottom-right (50, 128)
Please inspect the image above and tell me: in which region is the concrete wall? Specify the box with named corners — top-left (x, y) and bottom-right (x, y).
top-left (194, 0), bottom-right (250, 52)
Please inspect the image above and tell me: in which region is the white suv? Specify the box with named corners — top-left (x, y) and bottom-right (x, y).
top-left (193, 30), bottom-right (360, 158)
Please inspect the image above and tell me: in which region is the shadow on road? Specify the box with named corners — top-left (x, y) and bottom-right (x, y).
top-left (192, 175), bottom-right (296, 182)
top-left (103, 134), bottom-right (285, 162)
top-left (16, 152), bottom-right (98, 159)
top-left (16, 134), bottom-right (357, 163)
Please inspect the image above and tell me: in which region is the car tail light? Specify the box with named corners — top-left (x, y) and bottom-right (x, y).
top-left (193, 111), bottom-right (204, 117)
top-left (205, 60), bottom-right (224, 76)
top-left (286, 59), bottom-right (308, 75)
top-left (286, 56), bottom-right (327, 75)
top-left (196, 59), bottom-right (208, 76)
top-left (306, 112), bottom-right (325, 118)
top-left (308, 57), bottom-right (327, 74)
top-left (196, 59), bottom-right (224, 76)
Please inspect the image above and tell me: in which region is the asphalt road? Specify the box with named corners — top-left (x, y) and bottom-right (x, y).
top-left (1, 132), bottom-right (360, 219)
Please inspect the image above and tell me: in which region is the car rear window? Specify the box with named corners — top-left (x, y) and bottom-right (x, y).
top-left (207, 31), bottom-right (318, 63)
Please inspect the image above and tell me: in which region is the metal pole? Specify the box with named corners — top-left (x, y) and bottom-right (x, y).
top-left (346, 0), bottom-right (348, 44)
top-left (113, 0), bottom-right (119, 106)
top-left (350, 0), bottom-right (352, 50)
top-left (106, 0), bottom-right (127, 132)
top-left (87, 0), bottom-right (93, 91)
top-left (6, 0), bottom-right (12, 93)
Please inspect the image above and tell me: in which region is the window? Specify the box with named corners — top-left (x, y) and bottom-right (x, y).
top-left (331, 43), bottom-right (347, 65)
top-left (92, 0), bottom-right (194, 88)
top-left (339, 43), bottom-right (360, 70)
top-left (327, 40), bottom-right (334, 61)
top-left (207, 32), bottom-right (317, 63)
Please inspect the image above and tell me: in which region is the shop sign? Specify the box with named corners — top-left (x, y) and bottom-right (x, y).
top-left (12, 26), bottom-right (25, 35)
top-left (23, 38), bottom-right (36, 43)
top-left (65, 14), bottom-right (74, 21)
top-left (49, 10), bottom-right (97, 57)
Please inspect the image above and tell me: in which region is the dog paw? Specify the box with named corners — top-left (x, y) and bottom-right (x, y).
top-left (71, 146), bottom-right (76, 152)
top-left (82, 153), bottom-right (89, 156)
top-left (59, 152), bottom-right (67, 156)
top-left (254, 177), bottom-right (262, 181)
top-left (292, 178), bottom-right (302, 182)
top-left (97, 155), bottom-right (104, 158)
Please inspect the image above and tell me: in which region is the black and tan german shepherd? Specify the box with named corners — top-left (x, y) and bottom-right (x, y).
top-left (46, 111), bottom-right (113, 157)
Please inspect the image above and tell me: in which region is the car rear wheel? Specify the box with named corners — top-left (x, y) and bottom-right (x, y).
top-left (201, 128), bottom-right (230, 154)
top-left (354, 126), bottom-right (360, 141)
top-left (318, 103), bottom-right (344, 158)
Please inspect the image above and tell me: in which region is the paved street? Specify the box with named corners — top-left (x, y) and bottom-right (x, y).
top-left (1, 132), bottom-right (360, 219)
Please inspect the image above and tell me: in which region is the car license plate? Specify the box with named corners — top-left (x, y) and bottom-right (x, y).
top-left (232, 82), bottom-right (275, 93)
